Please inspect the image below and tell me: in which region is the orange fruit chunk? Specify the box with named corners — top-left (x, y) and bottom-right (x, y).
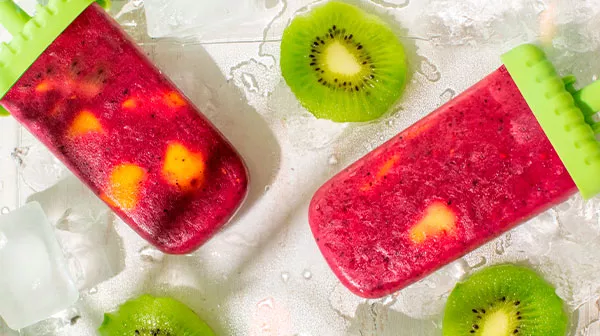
top-left (409, 202), bottom-right (457, 244)
top-left (162, 142), bottom-right (205, 190)
top-left (35, 80), bottom-right (52, 93)
top-left (361, 154), bottom-right (400, 191)
top-left (122, 98), bottom-right (137, 109)
top-left (403, 121), bottom-right (432, 141)
top-left (104, 163), bottom-right (147, 211)
top-left (164, 91), bottom-right (187, 108)
top-left (68, 111), bottom-right (103, 137)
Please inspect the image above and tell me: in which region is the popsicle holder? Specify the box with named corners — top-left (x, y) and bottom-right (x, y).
top-left (0, 0), bottom-right (109, 117)
top-left (503, 45), bottom-right (600, 199)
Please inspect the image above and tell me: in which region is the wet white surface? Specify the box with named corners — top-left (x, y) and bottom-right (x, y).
top-left (1, 0), bottom-right (600, 334)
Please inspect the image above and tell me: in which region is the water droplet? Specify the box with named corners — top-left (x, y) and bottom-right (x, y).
top-left (440, 88), bottom-right (456, 104)
top-left (394, 108), bottom-right (404, 118)
top-left (139, 246), bottom-right (164, 263)
top-left (0, 207), bottom-right (9, 215)
top-left (241, 72), bottom-right (259, 93)
top-left (328, 155), bottom-right (339, 165)
top-left (87, 287), bottom-right (98, 295)
top-left (504, 232), bottom-right (512, 247)
top-left (379, 135), bottom-right (385, 141)
top-left (495, 240), bottom-right (505, 255)
top-left (257, 297), bottom-right (274, 309)
top-left (303, 270), bottom-right (312, 279)
top-left (264, 185), bottom-right (271, 192)
top-left (387, 119), bottom-right (394, 126)
top-left (417, 56), bottom-right (441, 82)
top-left (470, 256), bottom-right (487, 268)
top-left (281, 272), bottom-right (290, 283)
top-left (11, 146), bottom-right (30, 167)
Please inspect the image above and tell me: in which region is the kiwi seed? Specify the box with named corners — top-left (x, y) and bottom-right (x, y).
top-left (442, 264), bottom-right (568, 336)
top-left (280, 1), bottom-right (408, 122)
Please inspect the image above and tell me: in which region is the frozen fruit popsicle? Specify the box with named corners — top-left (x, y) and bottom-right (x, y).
top-left (309, 44), bottom-right (600, 298)
top-left (0, 0), bottom-right (248, 254)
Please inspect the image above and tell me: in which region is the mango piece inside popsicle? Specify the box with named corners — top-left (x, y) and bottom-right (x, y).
top-left (409, 202), bottom-right (457, 244)
top-left (164, 91), bottom-right (187, 108)
top-left (35, 80), bottom-right (52, 93)
top-left (103, 163), bottom-right (147, 211)
top-left (122, 98), bottom-right (137, 109)
top-left (162, 142), bottom-right (206, 190)
top-left (361, 154), bottom-right (400, 191)
top-left (68, 110), bottom-right (104, 137)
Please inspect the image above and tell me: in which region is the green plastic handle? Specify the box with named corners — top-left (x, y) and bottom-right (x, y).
top-left (0, 0), bottom-right (31, 36)
top-left (0, 0), bottom-right (31, 115)
top-left (573, 80), bottom-right (600, 124)
top-left (0, 0), bottom-right (110, 117)
top-left (502, 44), bottom-right (600, 199)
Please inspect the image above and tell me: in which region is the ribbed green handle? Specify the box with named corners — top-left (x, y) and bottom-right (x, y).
top-left (502, 44), bottom-right (600, 199)
top-left (0, 0), bottom-right (31, 36)
top-left (0, 0), bottom-right (111, 117)
top-left (573, 81), bottom-right (600, 125)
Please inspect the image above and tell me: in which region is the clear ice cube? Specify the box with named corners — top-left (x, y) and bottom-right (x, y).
top-left (0, 202), bottom-right (78, 330)
top-left (27, 176), bottom-right (125, 291)
top-left (144, 0), bottom-right (280, 40)
top-left (420, 0), bottom-right (543, 46)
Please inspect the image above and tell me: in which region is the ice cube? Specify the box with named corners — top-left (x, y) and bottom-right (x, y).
top-left (16, 130), bottom-right (69, 193)
top-left (389, 259), bottom-right (468, 319)
top-left (144, 0), bottom-right (281, 40)
top-left (0, 202), bottom-right (78, 330)
top-left (27, 176), bottom-right (125, 291)
top-left (421, 0), bottom-right (543, 46)
top-left (18, 306), bottom-right (80, 336)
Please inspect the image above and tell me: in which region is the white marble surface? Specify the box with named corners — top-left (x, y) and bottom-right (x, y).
top-left (1, 0), bottom-right (600, 335)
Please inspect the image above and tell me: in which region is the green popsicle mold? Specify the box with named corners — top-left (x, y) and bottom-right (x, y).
top-left (0, 0), bottom-right (110, 116)
top-left (502, 44), bottom-right (600, 199)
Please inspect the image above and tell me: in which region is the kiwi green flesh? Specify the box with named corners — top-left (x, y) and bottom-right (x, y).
top-left (280, 1), bottom-right (407, 122)
top-left (98, 294), bottom-right (215, 336)
top-left (443, 265), bottom-right (568, 336)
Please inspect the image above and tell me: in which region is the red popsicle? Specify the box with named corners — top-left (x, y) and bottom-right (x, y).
top-left (0, 1), bottom-right (248, 254)
top-left (309, 45), bottom-right (600, 298)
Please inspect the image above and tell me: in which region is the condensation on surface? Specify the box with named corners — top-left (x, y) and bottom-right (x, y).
top-left (1, 0), bottom-right (600, 335)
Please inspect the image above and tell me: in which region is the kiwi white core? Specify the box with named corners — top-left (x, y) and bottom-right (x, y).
top-left (325, 41), bottom-right (361, 75)
top-left (480, 310), bottom-right (510, 336)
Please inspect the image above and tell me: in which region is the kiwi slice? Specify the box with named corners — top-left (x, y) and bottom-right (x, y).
top-left (280, 1), bottom-right (407, 122)
top-left (443, 264), bottom-right (568, 336)
top-left (98, 294), bottom-right (215, 336)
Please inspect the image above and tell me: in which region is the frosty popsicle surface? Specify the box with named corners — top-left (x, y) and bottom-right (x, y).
top-left (0, 1), bottom-right (248, 254)
top-left (309, 45), bottom-right (600, 298)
